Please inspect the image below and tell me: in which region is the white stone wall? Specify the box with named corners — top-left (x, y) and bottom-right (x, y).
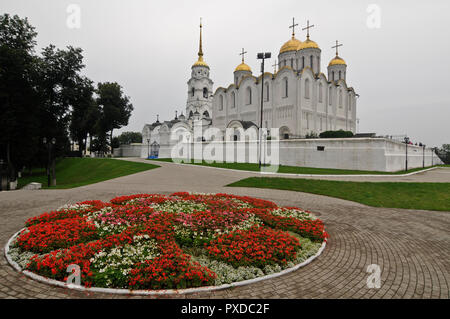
top-left (113, 144), bottom-right (143, 157)
top-left (124, 138), bottom-right (443, 172)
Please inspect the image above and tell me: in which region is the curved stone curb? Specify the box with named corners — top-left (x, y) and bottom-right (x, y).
top-left (5, 227), bottom-right (326, 296)
top-left (146, 159), bottom-right (438, 178)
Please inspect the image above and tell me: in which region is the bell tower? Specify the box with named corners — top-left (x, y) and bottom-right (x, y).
top-left (186, 18), bottom-right (214, 120)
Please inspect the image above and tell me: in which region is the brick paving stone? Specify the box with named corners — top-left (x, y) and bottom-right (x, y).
top-left (0, 161), bottom-right (449, 299)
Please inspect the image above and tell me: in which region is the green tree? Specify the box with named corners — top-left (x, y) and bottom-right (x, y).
top-left (117, 131), bottom-right (142, 145)
top-left (37, 44), bottom-right (86, 155)
top-left (69, 76), bottom-right (98, 154)
top-left (0, 14), bottom-right (41, 180)
top-left (438, 144), bottom-right (450, 164)
top-left (96, 82), bottom-right (133, 152)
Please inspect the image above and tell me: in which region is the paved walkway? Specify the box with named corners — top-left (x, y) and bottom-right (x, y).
top-left (147, 160), bottom-right (450, 183)
top-left (0, 160), bottom-right (449, 299)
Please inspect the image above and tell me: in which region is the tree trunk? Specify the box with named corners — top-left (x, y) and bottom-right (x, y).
top-left (110, 129), bottom-right (113, 154)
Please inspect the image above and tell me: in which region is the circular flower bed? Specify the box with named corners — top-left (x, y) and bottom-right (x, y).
top-left (7, 192), bottom-right (328, 291)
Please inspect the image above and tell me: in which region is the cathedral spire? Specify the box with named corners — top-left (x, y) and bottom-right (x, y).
top-left (192, 18), bottom-right (209, 68)
top-left (198, 18), bottom-right (204, 62)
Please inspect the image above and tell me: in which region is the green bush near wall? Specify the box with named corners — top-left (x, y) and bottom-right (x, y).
top-left (319, 130), bottom-right (354, 138)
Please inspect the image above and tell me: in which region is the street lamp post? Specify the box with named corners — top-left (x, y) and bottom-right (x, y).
top-left (422, 144), bottom-right (426, 168)
top-left (404, 136), bottom-right (410, 172)
top-left (147, 138), bottom-right (151, 159)
top-left (43, 137), bottom-right (56, 187)
top-left (257, 52), bottom-right (271, 169)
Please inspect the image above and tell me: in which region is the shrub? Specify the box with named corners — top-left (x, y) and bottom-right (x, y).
top-left (319, 130), bottom-right (354, 138)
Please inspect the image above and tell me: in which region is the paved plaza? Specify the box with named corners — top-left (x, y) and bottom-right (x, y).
top-left (0, 160), bottom-right (449, 299)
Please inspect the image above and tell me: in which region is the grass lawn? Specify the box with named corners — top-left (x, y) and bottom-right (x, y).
top-left (18, 158), bottom-right (159, 189)
top-left (228, 177), bottom-right (450, 211)
top-left (151, 158), bottom-right (439, 175)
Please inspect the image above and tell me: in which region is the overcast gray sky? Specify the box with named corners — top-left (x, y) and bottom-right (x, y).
top-left (2, 0), bottom-right (450, 147)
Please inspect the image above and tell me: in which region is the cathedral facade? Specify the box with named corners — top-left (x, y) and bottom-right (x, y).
top-left (142, 19), bottom-right (358, 147)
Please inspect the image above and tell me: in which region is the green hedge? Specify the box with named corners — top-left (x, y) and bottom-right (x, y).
top-left (319, 130), bottom-right (354, 138)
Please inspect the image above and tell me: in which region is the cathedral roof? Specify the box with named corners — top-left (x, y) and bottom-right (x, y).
top-left (234, 62), bottom-right (251, 72)
top-left (329, 55), bottom-right (346, 66)
top-left (298, 38), bottom-right (319, 50)
top-left (279, 36), bottom-right (302, 54)
top-left (193, 58), bottom-right (209, 68)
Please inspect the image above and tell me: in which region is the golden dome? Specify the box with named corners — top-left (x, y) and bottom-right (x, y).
top-left (193, 56), bottom-right (209, 68)
top-left (234, 62), bottom-right (251, 72)
top-left (280, 36), bottom-right (302, 54)
top-left (328, 56), bottom-right (346, 66)
top-left (298, 38), bottom-right (319, 50)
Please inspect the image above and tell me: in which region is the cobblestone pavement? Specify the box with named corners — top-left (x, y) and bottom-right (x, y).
top-left (0, 160), bottom-right (448, 299)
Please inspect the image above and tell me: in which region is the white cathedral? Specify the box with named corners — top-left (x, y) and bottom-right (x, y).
top-left (142, 18), bottom-right (358, 149)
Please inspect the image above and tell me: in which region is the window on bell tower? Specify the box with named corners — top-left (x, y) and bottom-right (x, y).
top-left (191, 87), bottom-right (195, 97)
top-left (203, 87), bottom-right (208, 98)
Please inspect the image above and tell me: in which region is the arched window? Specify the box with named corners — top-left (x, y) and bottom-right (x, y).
top-left (339, 89), bottom-right (343, 108)
top-left (231, 92), bottom-right (236, 108)
top-left (310, 55), bottom-right (313, 70)
top-left (305, 79), bottom-right (310, 99)
top-left (332, 71), bottom-right (335, 81)
top-left (329, 87), bottom-right (332, 105)
top-left (302, 56), bottom-right (305, 69)
top-left (219, 95), bottom-right (224, 111)
top-left (191, 87), bottom-right (195, 97)
top-left (203, 111), bottom-right (210, 118)
top-left (319, 83), bottom-right (323, 103)
top-left (203, 87), bottom-right (208, 98)
top-left (290, 58), bottom-right (293, 68)
top-left (189, 111), bottom-right (193, 119)
top-left (283, 78), bottom-right (288, 98)
top-left (246, 87), bottom-right (252, 105)
top-left (265, 82), bottom-right (269, 101)
top-left (339, 71), bottom-right (342, 80)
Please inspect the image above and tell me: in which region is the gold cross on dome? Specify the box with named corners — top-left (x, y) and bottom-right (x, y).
top-left (272, 59), bottom-right (278, 73)
top-left (332, 40), bottom-right (343, 56)
top-left (289, 17), bottom-right (298, 38)
top-left (239, 48), bottom-right (247, 63)
top-left (302, 20), bottom-right (315, 40)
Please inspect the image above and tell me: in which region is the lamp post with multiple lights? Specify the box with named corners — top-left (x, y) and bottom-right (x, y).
top-left (257, 52), bottom-right (271, 169)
